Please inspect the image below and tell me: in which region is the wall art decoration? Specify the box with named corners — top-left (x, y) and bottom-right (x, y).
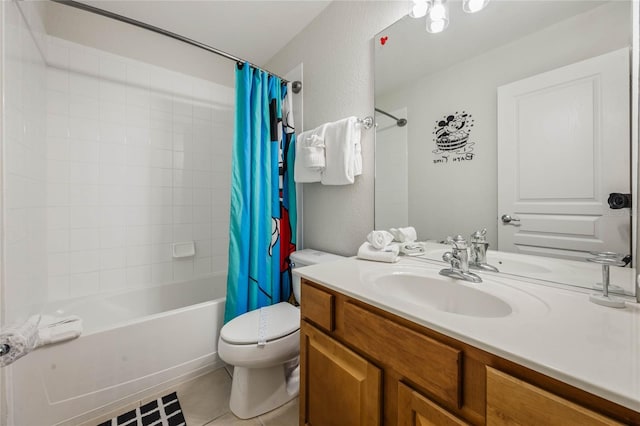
top-left (432, 111), bottom-right (475, 164)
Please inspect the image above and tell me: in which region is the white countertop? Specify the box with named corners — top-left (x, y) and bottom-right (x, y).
top-left (294, 256), bottom-right (640, 412)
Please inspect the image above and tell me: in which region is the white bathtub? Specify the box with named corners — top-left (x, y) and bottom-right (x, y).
top-left (8, 274), bottom-right (227, 426)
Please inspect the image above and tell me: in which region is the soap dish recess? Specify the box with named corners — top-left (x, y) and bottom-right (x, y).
top-left (172, 241), bottom-right (196, 258)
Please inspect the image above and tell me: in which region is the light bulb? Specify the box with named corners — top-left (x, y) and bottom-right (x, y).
top-left (426, 18), bottom-right (448, 33)
top-left (429, 0), bottom-right (448, 21)
top-left (410, 0), bottom-right (430, 18)
top-left (463, 0), bottom-right (489, 13)
top-left (426, 0), bottom-right (449, 33)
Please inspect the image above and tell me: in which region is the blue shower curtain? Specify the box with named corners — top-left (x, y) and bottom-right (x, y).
top-left (225, 63), bottom-right (297, 323)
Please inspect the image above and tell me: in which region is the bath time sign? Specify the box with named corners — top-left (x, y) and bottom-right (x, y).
top-left (432, 111), bottom-right (476, 164)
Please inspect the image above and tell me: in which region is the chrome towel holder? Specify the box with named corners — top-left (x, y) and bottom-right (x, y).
top-left (358, 116), bottom-right (374, 130)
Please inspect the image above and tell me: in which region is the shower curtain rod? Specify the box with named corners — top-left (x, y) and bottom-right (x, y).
top-left (374, 108), bottom-right (401, 121)
top-left (49, 0), bottom-right (295, 86)
top-left (374, 107), bottom-right (407, 127)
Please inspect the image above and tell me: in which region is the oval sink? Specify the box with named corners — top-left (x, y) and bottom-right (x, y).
top-left (372, 272), bottom-right (513, 318)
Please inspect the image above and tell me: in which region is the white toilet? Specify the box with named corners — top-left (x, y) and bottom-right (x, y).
top-left (218, 249), bottom-right (345, 419)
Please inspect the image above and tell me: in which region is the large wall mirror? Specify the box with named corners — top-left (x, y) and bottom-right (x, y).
top-left (374, 0), bottom-right (638, 296)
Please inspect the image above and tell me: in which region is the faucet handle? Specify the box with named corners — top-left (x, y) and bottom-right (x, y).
top-left (442, 252), bottom-right (460, 269)
top-left (446, 235), bottom-right (468, 250)
top-left (470, 228), bottom-right (488, 243)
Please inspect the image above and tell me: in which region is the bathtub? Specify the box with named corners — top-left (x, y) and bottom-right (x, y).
top-left (8, 274), bottom-right (227, 426)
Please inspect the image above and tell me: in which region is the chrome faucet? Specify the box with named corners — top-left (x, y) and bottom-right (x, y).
top-left (469, 229), bottom-right (499, 272)
top-left (440, 235), bottom-right (482, 283)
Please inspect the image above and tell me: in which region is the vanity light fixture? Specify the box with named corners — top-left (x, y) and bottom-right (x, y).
top-left (410, 0), bottom-right (431, 18)
top-left (462, 0), bottom-right (490, 13)
top-left (411, 0), bottom-right (489, 33)
top-left (426, 0), bottom-right (449, 33)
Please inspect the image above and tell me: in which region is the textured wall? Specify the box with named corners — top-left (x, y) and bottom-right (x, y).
top-left (266, 1), bottom-right (407, 256)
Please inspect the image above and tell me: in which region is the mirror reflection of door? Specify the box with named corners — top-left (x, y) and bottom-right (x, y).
top-left (498, 48), bottom-right (631, 260)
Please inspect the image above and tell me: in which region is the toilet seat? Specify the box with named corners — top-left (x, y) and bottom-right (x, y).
top-left (220, 302), bottom-right (300, 345)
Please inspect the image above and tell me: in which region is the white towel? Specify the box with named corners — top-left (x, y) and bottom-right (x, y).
top-left (353, 136), bottom-right (363, 176)
top-left (0, 314), bottom-right (83, 367)
top-left (321, 117), bottom-right (361, 185)
top-left (400, 242), bottom-right (426, 256)
top-left (38, 315), bottom-right (83, 346)
top-left (357, 242), bottom-right (399, 263)
top-left (294, 126), bottom-right (327, 183)
top-left (390, 226), bottom-right (418, 243)
top-left (300, 134), bottom-right (326, 169)
top-left (366, 230), bottom-right (394, 250)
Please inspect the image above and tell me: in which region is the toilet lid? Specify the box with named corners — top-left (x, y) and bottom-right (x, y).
top-left (221, 302), bottom-right (300, 345)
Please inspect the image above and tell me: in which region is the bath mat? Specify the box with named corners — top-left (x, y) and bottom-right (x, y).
top-left (98, 392), bottom-right (187, 426)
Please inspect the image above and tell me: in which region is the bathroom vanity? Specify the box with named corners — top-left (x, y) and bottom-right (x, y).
top-left (295, 258), bottom-right (640, 425)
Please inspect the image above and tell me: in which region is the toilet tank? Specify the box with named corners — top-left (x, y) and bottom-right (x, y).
top-left (290, 249), bottom-right (345, 303)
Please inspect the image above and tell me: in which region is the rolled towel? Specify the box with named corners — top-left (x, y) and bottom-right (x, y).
top-left (400, 242), bottom-right (426, 256)
top-left (357, 242), bottom-right (399, 263)
top-left (0, 315), bottom-right (41, 367)
top-left (366, 230), bottom-right (394, 249)
top-left (390, 226), bottom-right (418, 243)
top-left (300, 134), bottom-right (326, 170)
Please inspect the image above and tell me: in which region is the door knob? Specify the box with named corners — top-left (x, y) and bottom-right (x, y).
top-left (501, 214), bottom-right (520, 224)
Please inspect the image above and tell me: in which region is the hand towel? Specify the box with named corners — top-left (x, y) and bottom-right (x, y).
top-left (294, 126), bottom-right (327, 183)
top-left (321, 117), bottom-right (361, 185)
top-left (300, 134), bottom-right (326, 169)
top-left (366, 230), bottom-right (394, 250)
top-left (390, 226), bottom-right (418, 243)
top-left (357, 242), bottom-right (400, 263)
top-left (353, 136), bottom-right (363, 176)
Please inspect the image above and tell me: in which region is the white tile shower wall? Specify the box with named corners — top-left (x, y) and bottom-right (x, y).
top-left (3, 0), bottom-right (48, 323)
top-left (44, 36), bottom-right (234, 300)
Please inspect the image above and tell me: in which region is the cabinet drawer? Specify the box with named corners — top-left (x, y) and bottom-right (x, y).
top-left (486, 367), bottom-right (623, 425)
top-left (343, 302), bottom-right (462, 408)
top-left (301, 281), bottom-right (335, 332)
top-left (398, 382), bottom-right (470, 426)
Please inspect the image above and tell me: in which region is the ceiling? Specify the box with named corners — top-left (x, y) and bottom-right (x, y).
top-left (375, 0), bottom-right (611, 95)
top-left (78, 0), bottom-right (332, 66)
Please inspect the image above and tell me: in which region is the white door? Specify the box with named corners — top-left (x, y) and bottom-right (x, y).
top-left (497, 48), bottom-right (631, 260)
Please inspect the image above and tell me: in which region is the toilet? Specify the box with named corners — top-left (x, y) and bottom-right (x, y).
top-left (218, 249), bottom-right (345, 419)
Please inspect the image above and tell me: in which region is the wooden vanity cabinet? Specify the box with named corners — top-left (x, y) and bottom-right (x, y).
top-left (486, 367), bottom-right (623, 426)
top-left (300, 322), bottom-right (382, 426)
top-left (398, 382), bottom-right (470, 426)
top-left (299, 278), bottom-right (640, 426)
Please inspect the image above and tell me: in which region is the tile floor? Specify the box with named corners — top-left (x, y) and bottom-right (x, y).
top-left (85, 367), bottom-right (299, 426)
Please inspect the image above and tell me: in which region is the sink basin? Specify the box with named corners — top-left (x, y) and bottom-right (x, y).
top-left (371, 270), bottom-right (513, 318)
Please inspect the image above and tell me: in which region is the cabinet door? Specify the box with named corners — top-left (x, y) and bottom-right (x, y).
top-left (300, 321), bottom-right (382, 426)
top-left (486, 367), bottom-right (623, 425)
top-left (398, 382), bottom-right (470, 426)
